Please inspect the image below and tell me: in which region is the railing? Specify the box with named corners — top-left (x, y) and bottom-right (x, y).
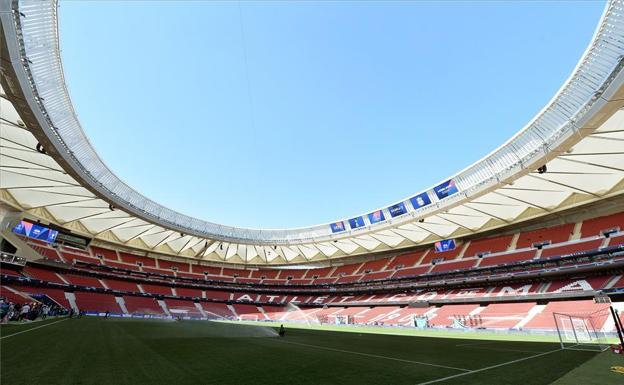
top-left (5, 0), bottom-right (624, 244)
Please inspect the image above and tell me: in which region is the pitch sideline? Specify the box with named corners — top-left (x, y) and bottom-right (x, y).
top-left (415, 348), bottom-right (563, 384)
top-left (0, 318), bottom-right (69, 339)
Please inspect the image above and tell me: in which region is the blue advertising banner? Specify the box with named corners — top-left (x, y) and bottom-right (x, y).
top-left (348, 216), bottom-right (366, 229)
top-left (434, 239), bottom-right (456, 253)
top-left (433, 179), bottom-right (459, 200)
top-left (388, 202), bottom-right (408, 218)
top-left (367, 210), bottom-right (385, 224)
top-left (409, 192), bottom-right (432, 210)
top-left (330, 221), bottom-right (346, 233)
top-left (12, 220), bottom-right (58, 243)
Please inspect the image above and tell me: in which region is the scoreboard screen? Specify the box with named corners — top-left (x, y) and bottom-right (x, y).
top-left (12, 220), bottom-right (58, 243)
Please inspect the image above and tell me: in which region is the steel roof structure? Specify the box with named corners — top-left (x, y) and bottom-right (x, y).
top-left (1, 0), bottom-right (624, 265)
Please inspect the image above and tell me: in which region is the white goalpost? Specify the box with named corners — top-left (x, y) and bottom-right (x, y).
top-left (552, 310), bottom-right (610, 352)
top-left (334, 315), bottom-right (350, 325)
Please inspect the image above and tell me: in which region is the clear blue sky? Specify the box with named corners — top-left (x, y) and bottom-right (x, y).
top-left (58, 0), bottom-right (605, 229)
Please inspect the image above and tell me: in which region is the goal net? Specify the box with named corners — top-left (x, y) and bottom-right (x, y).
top-left (334, 315), bottom-right (350, 325)
top-left (553, 309), bottom-right (611, 351)
top-left (413, 315), bottom-right (429, 328)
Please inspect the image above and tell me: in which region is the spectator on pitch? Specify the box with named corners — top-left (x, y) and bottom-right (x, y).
top-left (19, 302), bottom-right (30, 321)
top-left (278, 324), bottom-right (285, 337)
top-left (0, 300), bottom-right (10, 323)
top-left (42, 304), bottom-right (49, 320)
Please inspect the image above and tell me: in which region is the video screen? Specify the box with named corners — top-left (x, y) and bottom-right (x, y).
top-left (367, 210), bottom-right (385, 224)
top-left (433, 179), bottom-right (459, 200)
top-left (330, 221), bottom-right (346, 233)
top-left (434, 239), bottom-right (456, 253)
top-left (12, 220), bottom-right (59, 243)
top-left (348, 216), bottom-right (366, 229)
top-left (388, 202), bottom-right (407, 217)
top-left (410, 192), bottom-right (432, 210)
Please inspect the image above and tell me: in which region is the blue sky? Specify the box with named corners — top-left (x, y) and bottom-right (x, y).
top-left (58, 0), bottom-right (605, 229)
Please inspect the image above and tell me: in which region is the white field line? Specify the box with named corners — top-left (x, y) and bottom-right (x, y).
top-left (273, 339), bottom-right (471, 372)
top-left (0, 318), bottom-right (69, 339)
top-left (415, 348), bottom-right (562, 385)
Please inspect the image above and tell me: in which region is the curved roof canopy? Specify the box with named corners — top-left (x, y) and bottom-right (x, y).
top-left (1, 0), bottom-right (624, 264)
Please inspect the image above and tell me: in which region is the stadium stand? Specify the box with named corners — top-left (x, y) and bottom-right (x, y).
top-left (119, 252), bottom-right (156, 267)
top-left (123, 296), bottom-right (163, 315)
top-left (2, 211), bottom-right (623, 334)
top-left (462, 235), bottom-right (514, 258)
top-left (74, 292), bottom-right (121, 313)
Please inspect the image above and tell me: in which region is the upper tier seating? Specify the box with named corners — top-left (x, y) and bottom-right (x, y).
top-left (158, 259), bottom-right (190, 272)
top-left (119, 252), bottom-right (156, 267)
top-left (540, 238), bottom-right (604, 259)
top-left (191, 265), bottom-right (221, 275)
top-left (304, 267), bottom-right (334, 279)
top-left (385, 252), bottom-right (427, 270)
top-left (421, 248), bottom-right (462, 265)
top-left (392, 266), bottom-right (430, 278)
top-left (462, 235), bottom-right (513, 258)
top-left (581, 212), bottom-right (624, 237)
top-left (430, 259), bottom-right (476, 273)
top-left (516, 223), bottom-right (575, 249)
top-left (356, 259), bottom-right (391, 274)
top-left (277, 269), bottom-right (307, 279)
top-left (91, 246), bottom-right (118, 261)
top-left (478, 250), bottom-right (536, 267)
top-left (13, 211), bottom-right (623, 289)
top-left (331, 264), bottom-right (362, 277)
top-left (104, 260), bottom-right (139, 271)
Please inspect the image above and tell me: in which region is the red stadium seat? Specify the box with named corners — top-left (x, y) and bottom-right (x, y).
top-left (580, 212), bottom-right (624, 237)
top-left (516, 223), bottom-right (575, 249)
top-left (74, 292), bottom-right (121, 313)
top-left (462, 235), bottom-right (513, 258)
top-left (123, 296), bottom-right (163, 314)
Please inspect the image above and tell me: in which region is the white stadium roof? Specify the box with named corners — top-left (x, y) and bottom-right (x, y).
top-left (1, 0), bottom-right (624, 264)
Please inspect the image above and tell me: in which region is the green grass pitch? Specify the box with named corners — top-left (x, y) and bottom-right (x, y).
top-left (1, 317), bottom-right (623, 384)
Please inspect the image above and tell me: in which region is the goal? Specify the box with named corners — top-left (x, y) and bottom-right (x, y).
top-left (334, 315), bottom-right (352, 325)
top-left (552, 309), bottom-right (611, 351)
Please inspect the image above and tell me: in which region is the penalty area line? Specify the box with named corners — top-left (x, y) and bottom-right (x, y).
top-left (271, 339), bottom-right (471, 372)
top-left (1, 318), bottom-right (69, 339)
top-left (415, 348), bottom-right (563, 385)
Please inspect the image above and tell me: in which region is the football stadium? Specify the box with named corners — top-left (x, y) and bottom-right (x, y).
top-left (1, 0), bottom-right (624, 384)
